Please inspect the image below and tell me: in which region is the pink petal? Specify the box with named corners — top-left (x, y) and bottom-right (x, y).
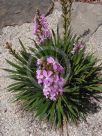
top-left (48, 71), bottom-right (53, 77)
top-left (42, 70), bottom-right (47, 77)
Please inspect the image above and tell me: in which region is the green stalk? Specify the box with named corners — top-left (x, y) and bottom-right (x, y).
top-left (60, 0), bottom-right (72, 41)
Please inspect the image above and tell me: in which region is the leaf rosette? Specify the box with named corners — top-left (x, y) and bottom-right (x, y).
top-left (4, 0), bottom-right (102, 129)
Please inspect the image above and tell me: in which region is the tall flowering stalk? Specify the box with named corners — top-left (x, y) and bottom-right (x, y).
top-left (60, 0), bottom-right (72, 40)
top-left (33, 9), bottom-right (51, 45)
top-left (36, 57), bottom-right (65, 101)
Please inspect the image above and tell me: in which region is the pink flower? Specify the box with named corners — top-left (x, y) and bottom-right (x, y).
top-left (36, 57), bottom-right (65, 101)
top-left (71, 42), bottom-right (84, 54)
top-left (43, 86), bottom-right (51, 98)
top-left (33, 12), bottom-right (51, 45)
top-left (50, 92), bottom-right (56, 101)
top-left (47, 57), bottom-right (64, 73)
top-left (47, 57), bottom-right (55, 64)
top-left (58, 77), bottom-right (65, 87)
top-left (40, 15), bottom-right (48, 28)
top-left (43, 70), bottom-right (53, 78)
top-left (36, 70), bottom-right (43, 78)
top-left (53, 63), bottom-right (64, 73)
top-left (43, 70), bottom-right (53, 85)
top-left (37, 59), bottom-right (43, 65)
top-left (36, 70), bottom-right (44, 84)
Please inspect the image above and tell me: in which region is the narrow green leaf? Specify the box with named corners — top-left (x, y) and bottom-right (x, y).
top-left (19, 38), bottom-right (26, 52)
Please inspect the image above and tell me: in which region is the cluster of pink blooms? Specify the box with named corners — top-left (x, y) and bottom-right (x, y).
top-left (71, 42), bottom-right (84, 54)
top-left (36, 57), bottom-right (65, 101)
top-left (33, 11), bottom-right (51, 45)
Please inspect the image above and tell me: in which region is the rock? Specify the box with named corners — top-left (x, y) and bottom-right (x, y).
top-left (47, 1), bottom-right (62, 31)
top-left (71, 2), bottom-right (102, 42)
top-left (4, 108), bottom-right (7, 113)
top-left (86, 26), bottom-right (102, 61)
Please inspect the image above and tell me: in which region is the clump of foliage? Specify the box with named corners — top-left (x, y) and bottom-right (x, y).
top-left (4, 0), bottom-right (102, 129)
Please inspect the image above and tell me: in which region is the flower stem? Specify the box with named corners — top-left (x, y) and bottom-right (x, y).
top-left (60, 0), bottom-right (72, 40)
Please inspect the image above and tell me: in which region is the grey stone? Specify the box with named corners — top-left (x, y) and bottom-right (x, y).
top-left (71, 2), bottom-right (102, 42)
top-left (86, 25), bottom-right (102, 61)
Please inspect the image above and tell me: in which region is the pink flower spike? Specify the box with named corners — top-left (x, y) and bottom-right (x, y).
top-left (36, 57), bottom-right (65, 101)
top-left (71, 42), bottom-right (84, 54)
top-left (33, 12), bottom-right (51, 45)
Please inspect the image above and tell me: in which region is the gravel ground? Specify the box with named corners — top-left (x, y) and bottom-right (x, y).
top-left (0, 2), bottom-right (102, 136)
